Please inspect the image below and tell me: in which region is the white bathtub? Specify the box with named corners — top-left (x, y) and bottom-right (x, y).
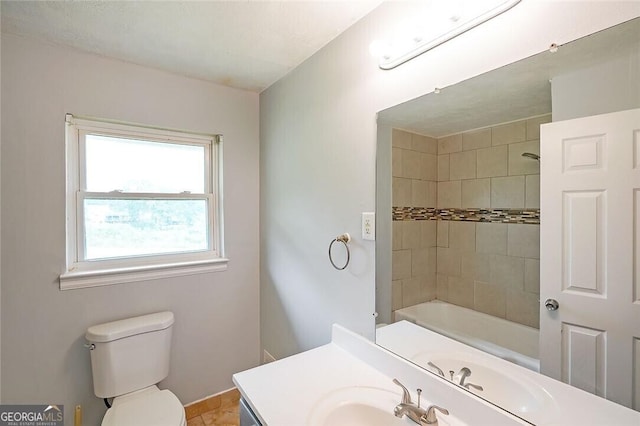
top-left (394, 300), bottom-right (540, 372)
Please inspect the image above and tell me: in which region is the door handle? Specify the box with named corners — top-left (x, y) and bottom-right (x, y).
top-left (544, 298), bottom-right (559, 311)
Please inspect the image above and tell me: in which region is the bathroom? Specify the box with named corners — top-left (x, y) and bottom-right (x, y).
top-left (1, 1), bottom-right (640, 425)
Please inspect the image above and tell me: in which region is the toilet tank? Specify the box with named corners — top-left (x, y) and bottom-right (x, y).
top-left (86, 311), bottom-right (175, 398)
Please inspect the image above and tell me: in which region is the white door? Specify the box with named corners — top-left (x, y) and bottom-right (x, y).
top-left (540, 108), bottom-right (640, 410)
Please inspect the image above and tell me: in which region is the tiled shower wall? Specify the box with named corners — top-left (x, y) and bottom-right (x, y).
top-left (391, 130), bottom-right (439, 310)
top-left (391, 114), bottom-right (551, 329)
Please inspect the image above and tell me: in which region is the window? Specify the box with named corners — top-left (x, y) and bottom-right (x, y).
top-left (61, 114), bottom-right (226, 289)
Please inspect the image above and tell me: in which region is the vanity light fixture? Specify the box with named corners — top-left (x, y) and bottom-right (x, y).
top-left (375, 0), bottom-right (521, 70)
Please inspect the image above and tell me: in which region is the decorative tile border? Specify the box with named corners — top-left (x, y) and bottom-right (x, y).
top-left (392, 207), bottom-right (540, 224)
top-left (392, 207), bottom-right (438, 221)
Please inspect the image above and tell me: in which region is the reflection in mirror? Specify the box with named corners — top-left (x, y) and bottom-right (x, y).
top-left (375, 17), bottom-right (640, 424)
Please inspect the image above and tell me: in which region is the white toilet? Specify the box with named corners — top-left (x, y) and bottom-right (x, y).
top-left (86, 311), bottom-right (186, 426)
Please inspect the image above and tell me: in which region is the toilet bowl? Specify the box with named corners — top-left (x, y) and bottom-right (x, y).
top-left (86, 312), bottom-right (185, 426)
top-left (102, 386), bottom-right (185, 426)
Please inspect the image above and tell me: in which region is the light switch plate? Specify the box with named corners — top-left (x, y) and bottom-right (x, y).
top-left (362, 212), bottom-right (375, 241)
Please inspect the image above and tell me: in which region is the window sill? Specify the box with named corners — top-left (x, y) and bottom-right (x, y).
top-left (59, 258), bottom-right (229, 290)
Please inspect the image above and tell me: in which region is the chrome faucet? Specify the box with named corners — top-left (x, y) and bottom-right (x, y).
top-left (392, 379), bottom-right (449, 425)
top-left (451, 367), bottom-right (484, 391)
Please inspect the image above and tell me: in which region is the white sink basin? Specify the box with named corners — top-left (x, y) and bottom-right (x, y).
top-left (306, 386), bottom-right (409, 426)
top-left (413, 351), bottom-right (558, 422)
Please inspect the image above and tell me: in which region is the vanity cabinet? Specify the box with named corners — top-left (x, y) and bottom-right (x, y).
top-left (239, 397), bottom-right (262, 426)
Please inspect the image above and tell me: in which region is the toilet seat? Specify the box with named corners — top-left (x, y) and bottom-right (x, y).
top-left (102, 386), bottom-right (186, 426)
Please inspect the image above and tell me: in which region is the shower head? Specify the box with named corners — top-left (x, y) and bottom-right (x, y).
top-left (521, 152), bottom-right (540, 161)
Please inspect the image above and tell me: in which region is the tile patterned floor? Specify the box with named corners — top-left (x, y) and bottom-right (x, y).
top-left (185, 388), bottom-right (240, 426)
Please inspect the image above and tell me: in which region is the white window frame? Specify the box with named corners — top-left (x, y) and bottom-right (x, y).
top-left (60, 114), bottom-right (226, 290)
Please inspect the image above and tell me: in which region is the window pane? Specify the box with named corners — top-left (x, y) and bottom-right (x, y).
top-left (84, 198), bottom-right (209, 260)
top-left (85, 134), bottom-right (205, 193)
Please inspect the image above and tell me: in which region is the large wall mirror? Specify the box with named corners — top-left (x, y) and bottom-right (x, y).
top-left (375, 17), bottom-right (640, 423)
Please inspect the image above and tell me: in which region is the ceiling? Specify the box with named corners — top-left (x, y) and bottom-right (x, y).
top-left (1, 0), bottom-right (383, 92)
top-left (378, 17), bottom-right (640, 138)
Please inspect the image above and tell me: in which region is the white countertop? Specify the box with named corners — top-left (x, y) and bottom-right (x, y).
top-left (233, 324), bottom-right (526, 426)
top-left (233, 343), bottom-right (402, 425)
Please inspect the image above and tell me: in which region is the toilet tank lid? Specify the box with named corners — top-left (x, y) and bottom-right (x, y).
top-left (86, 311), bottom-right (174, 343)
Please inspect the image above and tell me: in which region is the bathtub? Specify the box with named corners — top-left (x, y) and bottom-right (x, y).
top-left (394, 300), bottom-right (540, 372)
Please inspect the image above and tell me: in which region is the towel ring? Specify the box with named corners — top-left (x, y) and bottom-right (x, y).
top-left (329, 233), bottom-right (351, 270)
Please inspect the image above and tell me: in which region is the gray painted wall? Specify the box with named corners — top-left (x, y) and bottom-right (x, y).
top-left (260, 2), bottom-right (640, 359)
top-left (1, 34), bottom-right (259, 424)
top-left (552, 48), bottom-right (640, 121)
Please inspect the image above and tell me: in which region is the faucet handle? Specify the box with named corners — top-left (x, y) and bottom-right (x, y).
top-left (392, 378), bottom-right (412, 404)
top-left (465, 382), bottom-right (484, 392)
top-left (427, 361), bottom-right (445, 377)
top-left (421, 405), bottom-right (450, 425)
